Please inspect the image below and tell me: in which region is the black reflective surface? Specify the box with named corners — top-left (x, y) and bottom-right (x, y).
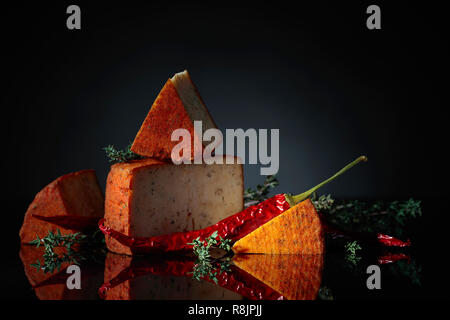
top-left (3, 199), bottom-right (447, 300)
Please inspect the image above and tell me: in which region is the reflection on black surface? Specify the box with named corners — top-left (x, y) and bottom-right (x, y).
top-left (20, 244), bottom-right (420, 300)
top-left (100, 253), bottom-right (324, 300)
top-left (101, 253), bottom-right (243, 300)
top-left (233, 254), bottom-right (324, 300)
top-left (19, 245), bottom-right (104, 300)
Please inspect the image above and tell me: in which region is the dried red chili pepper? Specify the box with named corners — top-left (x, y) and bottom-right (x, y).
top-left (322, 222), bottom-right (411, 247)
top-left (98, 257), bottom-right (284, 300)
top-left (377, 233), bottom-right (411, 247)
top-left (99, 156), bottom-right (367, 254)
top-left (98, 194), bottom-right (289, 253)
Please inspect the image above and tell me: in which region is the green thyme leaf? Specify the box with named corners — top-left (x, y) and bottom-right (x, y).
top-left (244, 175), bottom-right (279, 207)
top-left (344, 240), bottom-right (362, 265)
top-left (103, 142), bottom-right (143, 163)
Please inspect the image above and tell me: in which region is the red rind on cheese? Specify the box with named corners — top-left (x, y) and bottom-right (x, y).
top-left (232, 199), bottom-right (324, 254)
top-left (131, 70), bottom-right (218, 161)
top-left (19, 170), bottom-right (104, 244)
top-left (104, 157), bottom-right (244, 255)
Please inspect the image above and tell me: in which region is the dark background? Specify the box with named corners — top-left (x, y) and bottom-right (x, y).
top-left (1, 1), bottom-right (449, 299)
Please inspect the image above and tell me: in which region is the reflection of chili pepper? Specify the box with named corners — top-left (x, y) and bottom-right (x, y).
top-left (99, 156), bottom-right (367, 254)
top-left (378, 253), bottom-right (411, 264)
top-left (99, 258), bottom-right (284, 300)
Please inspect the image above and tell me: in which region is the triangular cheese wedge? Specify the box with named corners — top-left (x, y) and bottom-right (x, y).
top-left (232, 199), bottom-right (324, 254)
top-left (19, 170), bottom-right (104, 243)
top-left (131, 70), bottom-right (218, 161)
top-left (233, 254), bottom-right (323, 300)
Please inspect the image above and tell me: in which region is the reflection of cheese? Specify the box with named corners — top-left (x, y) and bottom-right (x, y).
top-left (19, 245), bottom-right (104, 300)
top-left (131, 70), bottom-right (218, 161)
top-left (233, 254), bottom-right (324, 300)
top-left (104, 157), bottom-right (243, 255)
top-left (232, 199), bottom-right (324, 254)
top-left (19, 170), bottom-right (104, 243)
top-left (104, 253), bottom-right (242, 300)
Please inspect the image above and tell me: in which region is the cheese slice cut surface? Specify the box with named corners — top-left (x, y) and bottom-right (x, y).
top-left (19, 170), bottom-right (104, 243)
top-left (233, 254), bottom-right (323, 300)
top-left (131, 70), bottom-right (218, 161)
top-left (232, 199), bottom-right (324, 254)
top-left (104, 157), bottom-right (243, 255)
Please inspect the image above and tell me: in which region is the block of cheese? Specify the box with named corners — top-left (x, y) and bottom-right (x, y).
top-left (19, 170), bottom-right (104, 244)
top-left (233, 254), bottom-right (323, 300)
top-left (232, 199), bottom-right (324, 254)
top-left (104, 157), bottom-right (243, 255)
top-left (131, 70), bottom-right (218, 161)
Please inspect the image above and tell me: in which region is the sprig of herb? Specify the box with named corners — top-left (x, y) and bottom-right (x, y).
top-left (190, 258), bottom-right (231, 285)
top-left (344, 240), bottom-right (362, 265)
top-left (244, 175), bottom-right (279, 207)
top-left (103, 143), bottom-right (143, 163)
top-left (189, 231), bottom-right (232, 261)
top-left (311, 194), bottom-right (335, 211)
top-left (29, 229), bottom-right (106, 273)
top-left (188, 231), bottom-right (232, 284)
top-left (323, 197), bottom-right (422, 237)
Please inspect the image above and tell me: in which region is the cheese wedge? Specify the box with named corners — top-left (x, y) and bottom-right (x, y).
top-left (233, 254), bottom-right (323, 300)
top-left (131, 70), bottom-right (218, 161)
top-left (104, 157), bottom-right (243, 255)
top-left (19, 170), bottom-right (104, 244)
top-left (232, 199), bottom-right (324, 254)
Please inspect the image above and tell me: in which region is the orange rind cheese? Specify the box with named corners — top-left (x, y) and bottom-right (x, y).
top-left (232, 199), bottom-right (324, 254)
top-left (131, 70), bottom-right (218, 161)
top-left (19, 170), bottom-right (104, 244)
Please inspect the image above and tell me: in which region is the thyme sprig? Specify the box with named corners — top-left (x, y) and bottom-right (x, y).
top-left (244, 175), bottom-right (279, 207)
top-left (29, 229), bottom-right (106, 273)
top-left (311, 194), bottom-right (335, 211)
top-left (103, 143), bottom-right (143, 163)
top-left (344, 240), bottom-right (362, 265)
top-left (188, 231), bottom-right (232, 284)
top-left (322, 197), bottom-right (422, 237)
top-left (189, 231), bottom-right (232, 261)
top-left (190, 258), bottom-right (231, 285)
